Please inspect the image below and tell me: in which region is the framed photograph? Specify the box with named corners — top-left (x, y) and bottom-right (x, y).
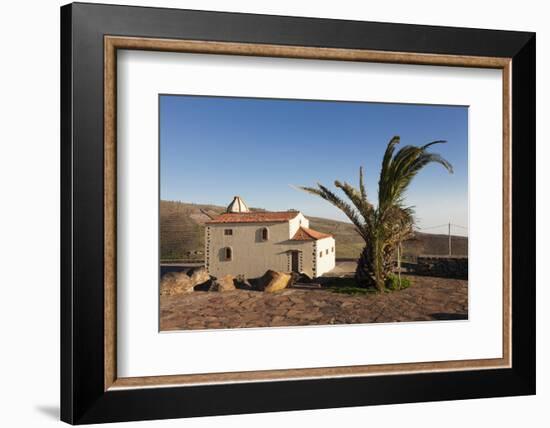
top-left (61, 2), bottom-right (535, 424)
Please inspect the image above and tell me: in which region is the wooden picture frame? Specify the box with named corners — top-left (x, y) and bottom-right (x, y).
top-left (61, 2), bottom-right (535, 424)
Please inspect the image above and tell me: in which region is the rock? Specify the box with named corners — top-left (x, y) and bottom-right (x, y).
top-left (209, 274), bottom-right (236, 292)
top-left (188, 266), bottom-right (210, 286)
top-left (235, 277), bottom-right (253, 290)
top-left (160, 271), bottom-right (194, 295)
top-left (290, 271), bottom-right (312, 285)
top-left (160, 267), bottom-right (213, 295)
top-left (257, 270), bottom-right (292, 293)
top-left (250, 270), bottom-right (276, 291)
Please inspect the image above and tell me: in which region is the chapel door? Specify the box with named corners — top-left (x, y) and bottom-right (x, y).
top-left (291, 251), bottom-right (300, 272)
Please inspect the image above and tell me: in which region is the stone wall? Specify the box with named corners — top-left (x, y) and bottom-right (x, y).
top-left (411, 256), bottom-right (468, 279)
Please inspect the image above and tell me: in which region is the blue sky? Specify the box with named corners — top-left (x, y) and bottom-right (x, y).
top-left (160, 95), bottom-right (468, 236)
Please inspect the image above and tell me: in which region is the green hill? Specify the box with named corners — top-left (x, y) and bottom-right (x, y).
top-left (160, 200), bottom-right (467, 261)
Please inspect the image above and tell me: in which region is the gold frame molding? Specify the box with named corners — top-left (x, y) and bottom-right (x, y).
top-left (104, 36), bottom-right (512, 391)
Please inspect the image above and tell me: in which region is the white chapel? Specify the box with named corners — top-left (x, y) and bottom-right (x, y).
top-left (205, 196), bottom-right (335, 279)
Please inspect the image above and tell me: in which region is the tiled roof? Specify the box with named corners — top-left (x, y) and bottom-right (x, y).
top-left (291, 226), bottom-right (332, 241)
top-left (206, 211), bottom-right (300, 224)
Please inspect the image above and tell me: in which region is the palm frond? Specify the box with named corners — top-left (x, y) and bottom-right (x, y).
top-left (334, 180), bottom-right (373, 220)
top-left (380, 136), bottom-right (400, 179)
top-left (378, 139), bottom-right (453, 211)
top-left (359, 166), bottom-right (367, 201)
top-left (421, 140), bottom-right (447, 150)
top-left (298, 184), bottom-right (368, 240)
top-left (378, 136), bottom-right (402, 210)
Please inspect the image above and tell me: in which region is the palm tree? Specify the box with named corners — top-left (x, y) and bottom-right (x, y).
top-left (299, 136), bottom-right (453, 290)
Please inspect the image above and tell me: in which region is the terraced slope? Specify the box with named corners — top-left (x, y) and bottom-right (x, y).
top-left (160, 200), bottom-right (467, 261)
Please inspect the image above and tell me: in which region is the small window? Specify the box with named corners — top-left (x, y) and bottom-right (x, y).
top-left (319, 251), bottom-right (323, 258)
top-left (261, 227), bottom-right (269, 241)
top-left (224, 229), bottom-right (233, 236)
top-left (326, 249), bottom-right (329, 255)
top-left (332, 247), bottom-right (335, 253)
top-left (225, 247), bottom-right (232, 261)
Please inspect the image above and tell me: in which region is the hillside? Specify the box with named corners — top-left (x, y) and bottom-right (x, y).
top-left (160, 200), bottom-right (468, 261)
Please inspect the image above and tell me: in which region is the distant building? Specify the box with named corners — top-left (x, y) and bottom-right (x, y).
top-left (205, 196), bottom-right (335, 279)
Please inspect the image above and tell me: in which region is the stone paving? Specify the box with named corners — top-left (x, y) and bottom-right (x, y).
top-left (160, 275), bottom-right (468, 331)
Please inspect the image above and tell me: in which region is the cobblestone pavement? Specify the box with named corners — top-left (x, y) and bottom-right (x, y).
top-left (160, 275), bottom-right (467, 331)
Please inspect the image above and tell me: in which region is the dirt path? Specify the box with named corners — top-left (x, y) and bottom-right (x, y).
top-left (160, 275), bottom-right (467, 331)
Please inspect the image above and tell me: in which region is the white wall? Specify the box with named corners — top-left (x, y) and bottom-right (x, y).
top-left (289, 212), bottom-right (309, 238)
top-left (315, 237), bottom-right (336, 276)
top-left (206, 221), bottom-right (315, 278)
top-left (0, 1), bottom-right (547, 428)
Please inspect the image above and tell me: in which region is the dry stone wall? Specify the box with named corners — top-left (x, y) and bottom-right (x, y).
top-left (413, 256), bottom-right (468, 279)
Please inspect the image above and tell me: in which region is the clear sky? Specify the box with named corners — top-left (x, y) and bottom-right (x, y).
top-left (160, 95), bottom-right (468, 236)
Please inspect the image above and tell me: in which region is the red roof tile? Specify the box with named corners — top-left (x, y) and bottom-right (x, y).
top-left (291, 226), bottom-right (332, 241)
top-left (206, 211), bottom-right (300, 224)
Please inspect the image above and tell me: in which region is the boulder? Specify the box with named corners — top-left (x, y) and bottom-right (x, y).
top-left (290, 271), bottom-right (312, 285)
top-left (188, 266), bottom-right (210, 287)
top-left (209, 274), bottom-right (236, 292)
top-left (160, 271), bottom-right (194, 296)
top-left (254, 270), bottom-right (292, 293)
top-left (234, 277), bottom-right (253, 290)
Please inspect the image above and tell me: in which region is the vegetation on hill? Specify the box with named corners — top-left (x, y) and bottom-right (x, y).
top-left (160, 200), bottom-right (467, 262)
top-left (160, 201), bottom-right (218, 260)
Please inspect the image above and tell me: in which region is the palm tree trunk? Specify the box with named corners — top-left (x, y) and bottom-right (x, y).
top-left (373, 239), bottom-right (385, 291)
top-left (355, 246), bottom-right (377, 288)
top-left (397, 242), bottom-right (402, 288)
